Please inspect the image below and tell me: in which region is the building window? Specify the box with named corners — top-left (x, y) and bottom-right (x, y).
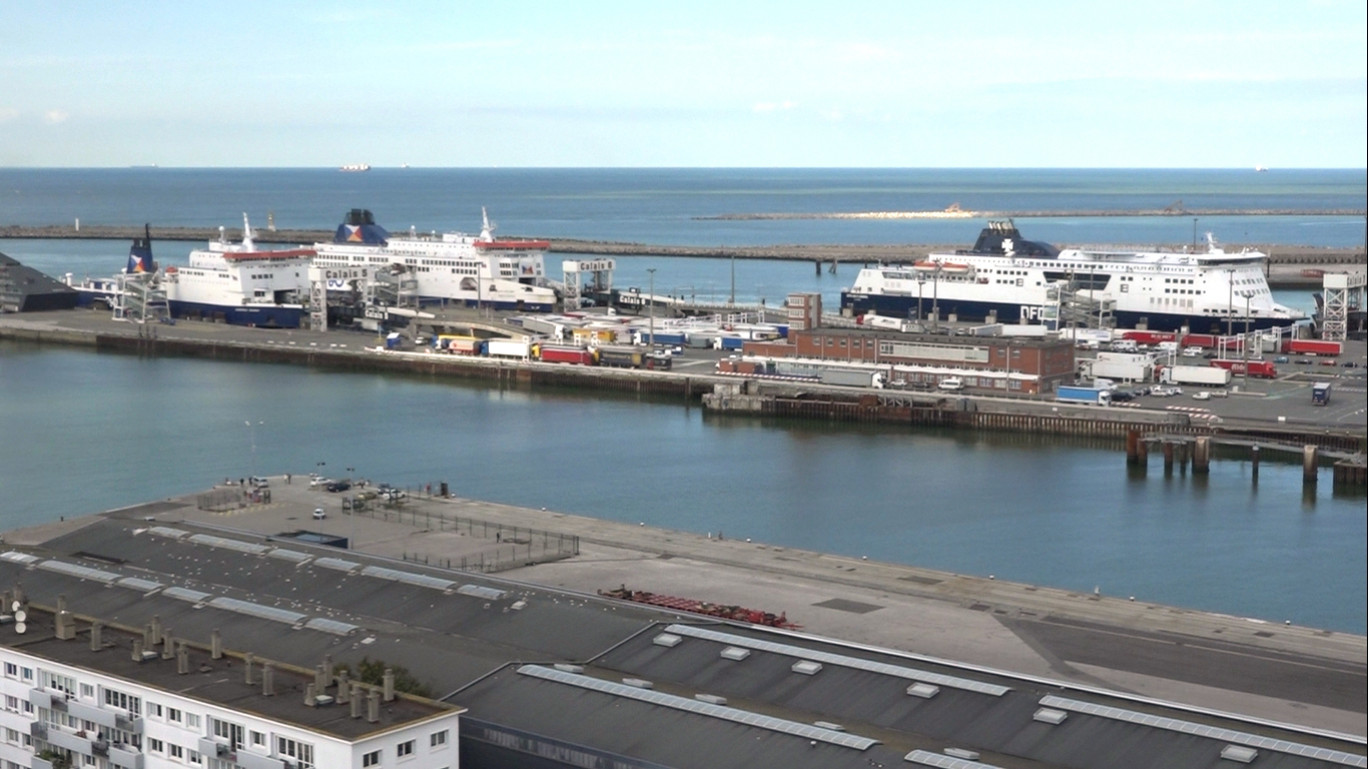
top-left (186, 713), bottom-right (201, 730)
top-left (363, 750), bottom-right (382, 767)
top-left (147, 703), bottom-right (163, 719)
top-left (397, 740), bottom-right (415, 758)
top-left (168, 707), bottom-right (182, 723)
top-left (80, 684), bottom-right (95, 700)
top-left (169, 744), bottom-right (184, 759)
top-left (251, 730), bottom-right (266, 747)
top-left (149, 738), bottom-right (165, 754)
top-left (2, 663), bottom-right (15, 678)
top-left (430, 730), bottom-right (448, 748)
top-left (276, 736), bottom-right (315, 769)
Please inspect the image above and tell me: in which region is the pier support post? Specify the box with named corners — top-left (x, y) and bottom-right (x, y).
top-left (1250, 444), bottom-right (1260, 481)
top-left (1192, 436), bottom-right (1210, 475)
top-left (1125, 430), bottom-right (1140, 465)
top-left (1136, 439), bottom-right (1148, 466)
top-left (1163, 442), bottom-right (1175, 473)
top-left (1303, 445), bottom-right (1319, 485)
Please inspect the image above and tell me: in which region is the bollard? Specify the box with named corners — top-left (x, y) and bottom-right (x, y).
top-left (1192, 436), bottom-right (1210, 474)
top-left (1251, 444), bottom-right (1260, 480)
top-left (1303, 445), bottom-right (1319, 485)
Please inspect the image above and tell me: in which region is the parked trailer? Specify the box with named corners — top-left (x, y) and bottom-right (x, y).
top-left (437, 335), bottom-right (486, 356)
top-left (1161, 364), bottom-right (1232, 386)
top-left (1282, 339), bottom-right (1342, 357)
top-left (1312, 382), bottom-right (1332, 405)
top-left (597, 345), bottom-right (651, 369)
top-left (816, 367), bottom-right (886, 388)
top-left (534, 345), bottom-right (597, 365)
top-left (1057, 385), bottom-right (1111, 405)
top-left (1211, 359), bottom-right (1277, 378)
top-left (487, 339), bottom-right (531, 360)
top-left (1090, 352), bottom-right (1153, 382)
top-left (1121, 330), bottom-right (1177, 346)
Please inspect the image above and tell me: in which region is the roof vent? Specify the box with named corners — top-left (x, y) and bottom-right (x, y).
top-left (814, 721), bottom-right (845, 732)
top-left (907, 682), bottom-right (940, 699)
top-left (652, 633), bottom-right (682, 648)
top-left (720, 646), bottom-right (750, 661)
top-left (695, 694), bottom-right (727, 705)
top-left (622, 678), bottom-right (653, 689)
top-left (1220, 745), bottom-right (1258, 764)
top-left (791, 660), bottom-right (822, 676)
top-left (1034, 708), bottom-right (1068, 725)
top-left (945, 747), bottom-right (981, 760)
top-left (553, 663), bottom-right (584, 674)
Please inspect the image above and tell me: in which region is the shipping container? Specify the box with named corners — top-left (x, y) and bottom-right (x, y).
top-left (1090, 352), bottom-right (1153, 382)
top-left (1312, 382), bottom-right (1332, 405)
top-left (597, 345), bottom-right (650, 369)
top-left (1121, 330), bottom-right (1177, 345)
top-left (817, 367), bottom-right (884, 387)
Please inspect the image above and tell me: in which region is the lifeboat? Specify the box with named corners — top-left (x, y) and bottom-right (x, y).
top-left (913, 261), bottom-right (971, 274)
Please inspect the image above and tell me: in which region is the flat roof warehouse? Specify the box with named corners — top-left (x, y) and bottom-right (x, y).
top-left (1, 513), bottom-right (1363, 769)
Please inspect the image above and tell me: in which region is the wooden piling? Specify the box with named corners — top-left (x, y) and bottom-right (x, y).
top-left (1163, 442), bottom-right (1175, 473)
top-left (1303, 445), bottom-right (1319, 485)
top-left (1250, 444), bottom-right (1260, 480)
top-left (1125, 430), bottom-right (1141, 465)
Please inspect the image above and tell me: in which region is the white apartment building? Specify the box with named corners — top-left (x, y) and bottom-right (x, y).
top-left (0, 609), bottom-right (462, 769)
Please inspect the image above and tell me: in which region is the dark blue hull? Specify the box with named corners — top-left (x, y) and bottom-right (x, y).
top-left (168, 300), bottom-right (305, 328)
top-left (840, 292), bottom-right (1298, 334)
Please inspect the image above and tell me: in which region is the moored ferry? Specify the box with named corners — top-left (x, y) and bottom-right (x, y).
top-left (312, 208), bottom-right (558, 312)
top-left (841, 221), bottom-right (1305, 333)
top-left (161, 214), bottom-right (314, 327)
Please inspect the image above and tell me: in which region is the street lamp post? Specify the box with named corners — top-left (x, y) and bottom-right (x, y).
top-left (1226, 268), bottom-right (1235, 338)
top-left (916, 276), bottom-right (926, 323)
top-left (244, 420), bottom-right (262, 478)
top-left (647, 268), bottom-right (656, 349)
top-left (931, 263), bottom-right (941, 333)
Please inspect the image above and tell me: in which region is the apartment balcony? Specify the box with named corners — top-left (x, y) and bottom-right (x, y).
top-left (107, 742), bottom-right (145, 769)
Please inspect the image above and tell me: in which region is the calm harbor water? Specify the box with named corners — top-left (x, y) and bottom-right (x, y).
top-left (0, 342), bottom-right (1364, 633)
top-left (1, 168), bottom-right (1364, 633)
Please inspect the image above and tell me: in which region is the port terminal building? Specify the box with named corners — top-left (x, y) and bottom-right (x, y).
top-left (1, 505), bottom-right (1364, 769)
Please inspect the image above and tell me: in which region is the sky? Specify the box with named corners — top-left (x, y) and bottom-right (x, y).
top-left (2, 0), bottom-right (1365, 168)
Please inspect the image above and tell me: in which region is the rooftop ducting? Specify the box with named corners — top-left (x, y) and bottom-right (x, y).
top-left (89, 621), bottom-right (102, 652)
top-left (262, 662), bottom-right (275, 697)
top-left (383, 668), bottom-right (395, 702)
top-left (367, 688), bottom-right (380, 723)
top-left (211, 628), bottom-right (222, 659)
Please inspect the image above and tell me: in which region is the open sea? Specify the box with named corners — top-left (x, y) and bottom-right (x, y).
top-left (1, 168), bottom-right (1365, 633)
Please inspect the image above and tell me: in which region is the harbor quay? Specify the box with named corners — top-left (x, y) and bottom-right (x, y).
top-left (4, 474), bottom-right (1365, 748)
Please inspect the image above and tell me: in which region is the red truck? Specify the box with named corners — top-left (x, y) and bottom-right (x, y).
top-left (1121, 330), bottom-right (1176, 346)
top-left (535, 345), bottom-right (597, 365)
top-left (1281, 339), bottom-right (1342, 357)
top-left (1211, 359), bottom-right (1277, 378)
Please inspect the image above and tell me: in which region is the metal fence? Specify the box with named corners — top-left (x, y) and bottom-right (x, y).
top-left (354, 505), bottom-right (579, 574)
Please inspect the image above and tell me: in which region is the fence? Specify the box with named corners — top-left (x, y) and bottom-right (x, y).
top-left (352, 504), bottom-right (579, 574)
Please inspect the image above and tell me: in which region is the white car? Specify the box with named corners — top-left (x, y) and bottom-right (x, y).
top-left (312, 508), bottom-right (326, 520)
top-left (1192, 391), bottom-right (1211, 401)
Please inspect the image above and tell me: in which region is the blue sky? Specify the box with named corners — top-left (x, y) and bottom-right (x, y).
top-left (3, 1), bottom-right (1364, 167)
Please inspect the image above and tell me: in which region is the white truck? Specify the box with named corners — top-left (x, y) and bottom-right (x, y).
top-left (1089, 352), bottom-right (1152, 382)
top-left (1161, 364), bottom-right (1231, 386)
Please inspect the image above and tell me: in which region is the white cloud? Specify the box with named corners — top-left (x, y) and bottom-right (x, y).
top-left (0, 107), bottom-right (18, 122)
top-left (752, 100), bottom-right (797, 113)
top-left (44, 110), bottom-right (70, 124)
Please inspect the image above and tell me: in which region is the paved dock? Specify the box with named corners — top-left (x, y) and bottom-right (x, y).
top-left (16, 474), bottom-right (1360, 738)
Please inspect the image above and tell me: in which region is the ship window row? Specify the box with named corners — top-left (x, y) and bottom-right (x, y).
top-left (1164, 289), bottom-right (1198, 295)
top-left (248, 273), bottom-right (274, 280)
top-left (1163, 278), bottom-right (1195, 284)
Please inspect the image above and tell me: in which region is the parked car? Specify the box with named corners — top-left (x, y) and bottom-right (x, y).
top-left (312, 507), bottom-right (326, 520)
top-left (325, 480), bottom-right (351, 493)
top-left (1274, 356), bottom-right (1289, 363)
top-left (1192, 391), bottom-right (1211, 401)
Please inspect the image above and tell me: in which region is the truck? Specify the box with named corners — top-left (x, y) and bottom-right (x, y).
top-left (1089, 352), bottom-right (1152, 382)
top-left (1312, 382), bottom-right (1332, 405)
top-left (534, 344), bottom-right (597, 365)
top-left (816, 367), bottom-right (886, 388)
top-left (486, 338), bottom-right (531, 360)
top-left (1161, 364), bottom-right (1232, 386)
top-left (597, 345), bottom-right (653, 369)
top-left (1282, 339), bottom-right (1342, 357)
top-left (1210, 358), bottom-right (1277, 378)
top-left (1057, 385), bottom-right (1111, 405)
top-left (1121, 330), bottom-right (1177, 346)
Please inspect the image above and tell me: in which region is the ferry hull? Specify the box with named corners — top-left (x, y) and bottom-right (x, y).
top-left (167, 300), bottom-right (305, 328)
top-left (841, 292), bottom-right (1299, 334)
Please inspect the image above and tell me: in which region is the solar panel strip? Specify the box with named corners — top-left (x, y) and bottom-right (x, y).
top-left (37, 560), bottom-right (120, 583)
top-left (314, 557), bottom-right (362, 573)
top-left (1038, 696), bottom-right (1367, 768)
top-left (361, 565), bottom-right (456, 591)
top-left (457, 584), bottom-right (507, 600)
top-left (115, 577), bottom-right (164, 593)
top-left (266, 549), bottom-right (312, 563)
top-left (665, 624), bottom-right (1010, 697)
top-left (1, 551), bottom-right (41, 564)
top-left (186, 534), bottom-right (270, 555)
top-left (163, 587), bottom-right (212, 603)
top-left (304, 617), bottom-right (361, 636)
top-left (904, 750), bottom-right (1004, 768)
top-left (517, 665), bottom-right (880, 751)
top-left (207, 597), bottom-right (306, 626)
top-left (147, 527), bottom-right (188, 540)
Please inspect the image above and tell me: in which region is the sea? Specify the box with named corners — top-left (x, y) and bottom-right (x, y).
top-left (1, 168), bottom-right (1365, 633)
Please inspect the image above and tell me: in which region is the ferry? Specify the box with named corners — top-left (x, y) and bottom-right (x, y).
top-left (339, 163), bottom-right (371, 172)
top-left (161, 214), bottom-right (315, 327)
top-left (312, 208), bottom-right (558, 312)
top-left (64, 225), bottom-right (170, 323)
top-left (841, 221), bottom-right (1305, 333)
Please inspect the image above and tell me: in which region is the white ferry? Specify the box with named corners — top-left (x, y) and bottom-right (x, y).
top-left (312, 208), bottom-right (558, 312)
top-left (161, 214), bottom-right (315, 327)
top-left (339, 163), bottom-right (371, 172)
top-left (841, 221), bottom-right (1305, 333)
